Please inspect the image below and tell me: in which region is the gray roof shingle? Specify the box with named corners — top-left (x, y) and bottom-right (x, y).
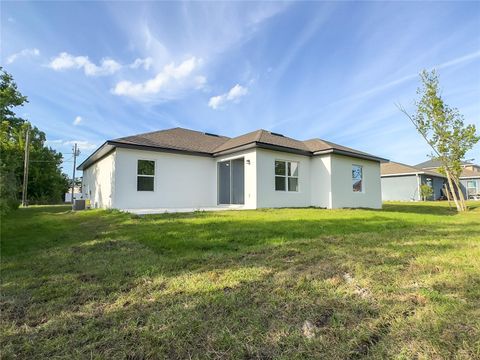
top-left (78, 127), bottom-right (386, 170)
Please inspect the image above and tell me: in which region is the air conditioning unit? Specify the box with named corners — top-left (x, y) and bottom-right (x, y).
top-left (73, 199), bottom-right (86, 211)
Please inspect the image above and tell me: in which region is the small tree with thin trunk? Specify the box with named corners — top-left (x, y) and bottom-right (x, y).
top-left (420, 184), bottom-right (433, 201)
top-left (397, 69), bottom-right (479, 212)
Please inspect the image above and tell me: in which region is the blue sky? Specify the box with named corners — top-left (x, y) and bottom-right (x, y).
top-left (2, 1), bottom-right (479, 176)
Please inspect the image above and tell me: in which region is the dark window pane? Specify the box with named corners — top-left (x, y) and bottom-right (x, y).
top-left (353, 179), bottom-right (362, 192)
top-left (275, 161), bottom-right (286, 175)
top-left (288, 177), bottom-right (298, 192)
top-left (138, 160), bottom-right (155, 175)
top-left (275, 176), bottom-right (286, 191)
top-left (218, 161), bottom-right (231, 204)
top-left (137, 176), bottom-right (154, 191)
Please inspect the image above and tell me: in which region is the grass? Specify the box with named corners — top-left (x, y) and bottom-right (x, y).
top-left (1, 202), bottom-right (479, 359)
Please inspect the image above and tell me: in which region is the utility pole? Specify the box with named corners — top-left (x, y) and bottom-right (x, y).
top-left (71, 143), bottom-right (80, 208)
top-left (21, 124), bottom-right (30, 207)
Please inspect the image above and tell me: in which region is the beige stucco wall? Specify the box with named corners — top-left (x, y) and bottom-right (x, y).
top-left (82, 150), bottom-right (116, 209)
top-left (113, 148), bottom-right (217, 210)
top-left (330, 154), bottom-right (382, 209)
top-left (255, 148), bottom-right (312, 208)
top-left (82, 146), bottom-right (382, 210)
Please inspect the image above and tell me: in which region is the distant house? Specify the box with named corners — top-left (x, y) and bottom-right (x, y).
top-left (415, 160), bottom-right (480, 200)
top-left (381, 161), bottom-right (446, 201)
top-left (77, 127), bottom-right (387, 212)
top-left (64, 186), bottom-right (82, 203)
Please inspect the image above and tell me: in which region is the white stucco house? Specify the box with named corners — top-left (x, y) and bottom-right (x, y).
top-left (78, 128), bottom-right (387, 213)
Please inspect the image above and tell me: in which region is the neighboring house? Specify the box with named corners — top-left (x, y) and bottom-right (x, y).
top-left (381, 161), bottom-right (446, 201)
top-left (64, 186), bottom-right (82, 203)
top-left (77, 127), bottom-right (387, 212)
top-left (415, 159), bottom-right (480, 200)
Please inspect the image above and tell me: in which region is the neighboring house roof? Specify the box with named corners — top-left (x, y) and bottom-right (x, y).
top-left (460, 168), bottom-right (480, 179)
top-left (381, 161), bottom-right (446, 178)
top-left (415, 158), bottom-right (480, 179)
top-left (78, 127), bottom-right (387, 170)
top-left (415, 159), bottom-right (473, 169)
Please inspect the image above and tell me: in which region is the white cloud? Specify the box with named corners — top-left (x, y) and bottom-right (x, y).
top-left (46, 139), bottom-right (98, 151)
top-left (48, 52), bottom-right (121, 76)
top-left (6, 48), bottom-right (40, 64)
top-left (73, 116), bottom-right (82, 126)
top-left (112, 57), bottom-right (205, 100)
top-left (130, 57), bottom-right (153, 70)
top-left (208, 84), bottom-right (248, 109)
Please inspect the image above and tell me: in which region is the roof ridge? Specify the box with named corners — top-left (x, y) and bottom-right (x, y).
top-left (114, 127), bottom-right (231, 142)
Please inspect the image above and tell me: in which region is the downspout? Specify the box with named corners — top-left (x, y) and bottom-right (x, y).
top-left (416, 174), bottom-right (421, 201)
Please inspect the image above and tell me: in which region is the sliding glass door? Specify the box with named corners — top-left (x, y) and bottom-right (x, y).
top-left (218, 158), bottom-right (244, 205)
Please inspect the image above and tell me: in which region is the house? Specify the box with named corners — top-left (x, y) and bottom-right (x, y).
top-left (381, 161), bottom-right (446, 201)
top-left (77, 127), bottom-right (387, 212)
top-left (415, 159), bottom-right (480, 200)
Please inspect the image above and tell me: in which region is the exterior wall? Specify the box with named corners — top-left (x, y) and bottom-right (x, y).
top-left (215, 149), bottom-right (257, 209)
top-left (83, 146), bottom-right (384, 210)
top-left (113, 148), bottom-right (217, 209)
top-left (381, 175), bottom-right (419, 201)
top-left (310, 155), bottom-right (332, 208)
top-left (256, 148), bottom-right (311, 208)
top-left (419, 175), bottom-right (445, 200)
top-left (330, 155), bottom-right (382, 209)
top-left (460, 177), bottom-right (480, 199)
top-left (82, 150), bottom-right (116, 208)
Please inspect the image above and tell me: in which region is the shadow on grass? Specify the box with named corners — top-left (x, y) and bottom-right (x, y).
top-left (2, 205), bottom-right (479, 358)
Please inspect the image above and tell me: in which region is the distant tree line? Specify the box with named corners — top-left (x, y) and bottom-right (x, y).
top-left (0, 67), bottom-right (69, 214)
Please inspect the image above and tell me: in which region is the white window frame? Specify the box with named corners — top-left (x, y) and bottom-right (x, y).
top-left (275, 160), bottom-right (299, 192)
top-left (137, 159), bottom-right (155, 192)
top-left (467, 180), bottom-right (478, 196)
top-left (352, 164), bottom-right (364, 193)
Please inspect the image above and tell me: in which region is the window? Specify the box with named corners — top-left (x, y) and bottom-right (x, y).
top-left (352, 165), bottom-right (363, 192)
top-left (467, 180), bottom-right (478, 197)
top-left (137, 160), bottom-right (155, 191)
top-left (275, 160), bottom-right (299, 191)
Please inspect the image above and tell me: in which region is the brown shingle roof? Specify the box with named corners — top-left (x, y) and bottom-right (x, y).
top-left (78, 127), bottom-right (387, 170)
top-left (213, 129), bottom-right (311, 154)
top-left (303, 138), bottom-right (377, 158)
top-left (381, 161), bottom-right (445, 177)
top-left (112, 127), bottom-right (384, 159)
top-left (112, 127), bottom-right (230, 154)
top-left (461, 168), bottom-right (480, 178)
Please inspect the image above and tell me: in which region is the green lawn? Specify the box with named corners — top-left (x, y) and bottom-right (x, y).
top-left (1, 202), bottom-right (479, 359)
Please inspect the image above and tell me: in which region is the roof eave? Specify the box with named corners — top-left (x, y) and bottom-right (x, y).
top-left (76, 141), bottom-right (114, 171)
top-left (314, 149), bottom-right (387, 162)
top-left (108, 141), bottom-right (214, 158)
top-left (213, 141), bottom-right (311, 157)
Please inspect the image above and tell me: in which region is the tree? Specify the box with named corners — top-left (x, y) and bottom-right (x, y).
top-left (420, 184), bottom-right (433, 201)
top-left (0, 67), bottom-right (70, 214)
top-left (398, 70), bottom-right (480, 212)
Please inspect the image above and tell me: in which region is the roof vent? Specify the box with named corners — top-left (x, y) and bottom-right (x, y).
top-left (204, 132), bottom-right (220, 137)
top-left (270, 132), bottom-right (284, 137)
